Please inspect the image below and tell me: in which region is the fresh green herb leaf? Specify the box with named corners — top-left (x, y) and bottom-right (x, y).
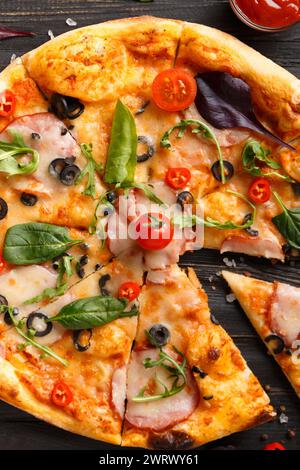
top-left (132, 347), bottom-right (187, 403)
top-left (242, 140), bottom-right (294, 182)
top-left (23, 255), bottom-right (74, 305)
top-left (76, 143), bottom-right (103, 198)
top-left (3, 222), bottom-right (82, 265)
top-left (104, 100), bottom-right (137, 184)
top-left (272, 191), bottom-right (300, 249)
top-left (0, 130), bottom-right (39, 176)
top-left (1, 306), bottom-right (68, 367)
top-left (88, 192), bottom-right (113, 235)
top-left (116, 182), bottom-right (165, 205)
top-left (50, 296), bottom-right (138, 330)
top-left (160, 119), bottom-right (225, 184)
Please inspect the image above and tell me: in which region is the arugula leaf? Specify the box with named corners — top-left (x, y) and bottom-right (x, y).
top-left (116, 182), bottom-right (165, 205)
top-left (0, 130), bottom-right (39, 176)
top-left (76, 143), bottom-right (103, 198)
top-left (50, 295), bottom-right (138, 330)
top-left (88, 192), bottom-right (113, 235)
top-left (0, 305), bottom-right (68, 367)
top-left (242, 140), bottom-right (294, 182)
top-left (3, 222), bottom-right (82, 265)
top-left (104, 100), bottom-right (137, 184)
top-left (160, 119), bottom-right (225, 183)
top-left (23, 255), bottom-right (74, 305)
top-left (132, 347), bottom-right (187, 403)
top-left (272, 191), bottom-right (300, 249)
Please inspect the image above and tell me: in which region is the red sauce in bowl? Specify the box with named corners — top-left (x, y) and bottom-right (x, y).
top-left (233, 0), bottom-right (300, 29)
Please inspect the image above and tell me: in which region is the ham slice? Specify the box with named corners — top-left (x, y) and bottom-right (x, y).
top-left (125, 349), bottom-right (199, 431)
top-left (221, 236), bottom-right (284, 261)
top-left (270, 282), bottom-right (300, 348)
top-left (111, 365), bottom-right (127, 419)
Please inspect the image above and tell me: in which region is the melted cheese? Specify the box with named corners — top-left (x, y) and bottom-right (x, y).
top-left (270, 282), bottom-right (300, 347)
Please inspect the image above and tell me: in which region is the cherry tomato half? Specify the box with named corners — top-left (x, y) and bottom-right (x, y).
top-left (135, 212), bottom-right (174, 251)
top-left (248, 177), bottom-right (271, 204)
top-left (263, 442), bottom-right (286, 451)
top-left (152, 68), bottom-right (197, 112)
top-left (165, 167), bottom-right (191, 189)
top-left (0, 90), bottom-right (16, 118)
top-left (0, 255), bottom-right (7, 274)
top-left (119, 282), bottom-right (141, 302)
top-left (51, 381), bottom-right (73, 407)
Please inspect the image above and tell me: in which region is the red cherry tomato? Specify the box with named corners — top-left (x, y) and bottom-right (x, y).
top-left (263, 442), bottom-right (286, 451)
top-left (0, 255), bottom-right (7, 274)
top-left (0, 90), bottom-right (16, 118)
top-left (119, 282), bottom-right (141, 302)
top-left (165, 167), bottom-right (191, 189)
top-left (152, 68), bottom-right (197, 112)
top-left (51, 381), bottom-right (73, 407)
top-left (248, 177), bottom-right (271, 204)
top-left (135, 212), bottom-right (174, 251)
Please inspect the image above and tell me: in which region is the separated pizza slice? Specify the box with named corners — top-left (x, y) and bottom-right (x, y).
top-left (122, 265), bottom-right (274, 449)
top-left (222, 270), bottom-right (300, 398)
top-left (0, 254), bottom-right (143, 444)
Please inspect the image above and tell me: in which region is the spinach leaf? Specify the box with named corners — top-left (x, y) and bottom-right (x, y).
top-left (50, 296), bottom-right (138, 330)
top-left (195, 72), bottom-right (295, 151)
top-left (160, 119), bottom-right (225, 184)
top-left (272, 191), bottom-right (300, 249)
top-left (0, 130), bottom-right (39, 176)
top-left (242, 140), bottom-right (294, 182)
top-left (23, 255), bottom-right (75, 304)
top-left (76, 143), bottom-right (103, 198)
top-left (4, 222), bottom-right (82, 265)
top-left (104, 100), bottom-right (137, 184)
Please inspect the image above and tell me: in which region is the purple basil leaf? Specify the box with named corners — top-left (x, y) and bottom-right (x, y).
top-left (195, 72), bottom-right (294, 151)
top-left (0, 25), bottom-right (35, 40)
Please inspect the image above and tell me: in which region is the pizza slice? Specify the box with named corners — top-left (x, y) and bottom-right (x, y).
top-left (122, 265), bottom-right (274, 449)
top-left (222, 270), bottom-right (300, 398)
top-left (0, 254), bottom-right (143, 444)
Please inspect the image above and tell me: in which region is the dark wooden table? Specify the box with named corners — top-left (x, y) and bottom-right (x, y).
top-left (0, 0), bottom-right (299, 451)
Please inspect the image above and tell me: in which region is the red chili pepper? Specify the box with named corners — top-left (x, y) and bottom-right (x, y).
top-left (263, 442), bottom-right (286, 450)
top-left (119, 282), bottom-right (141, 302)
top-left (51, 381), bottom-right (73, 407)
top-left (165, 167), bottom-right (191, 189)
top-left (0, 254), bottom-right (7, 274)
top-left (248, 177), bottom-right (271, 204)
top-left (0, 90), bottom-right (16, 118)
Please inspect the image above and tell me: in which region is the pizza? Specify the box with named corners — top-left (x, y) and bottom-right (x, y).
top-left (0, 15), bottom-right (300, 448)
top-left (223, 271), bottom-right (300, 399)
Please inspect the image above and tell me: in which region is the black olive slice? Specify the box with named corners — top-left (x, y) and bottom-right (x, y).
top-left (177, 191), bottom-right (194, 208)
top-left (0, 197), bottom-right (8, 220)
top-left (50, 93), bottom-right (84, 120)
top-left (60, 127), bottom-right (68, 136)
top-left (211, 160), bottom-right (234, 182)
top-left (137, 135), bottom-right (155, 163)
top-left (52, 252), bottom-right (69, 270)
top-left (210, 313), bottom-right (220, 325)
top-left (292, 182), bottom-right (300, 197)
top-left (73, 329), bottom-right (92, 352)
top-left (243, 213), bottom-right (259, 237)
top-left (59, 164), bottom-right (81, 186)
top-left (49, 158), bottom-right (68, 178)
top-left (265, 334), bottom-right (285, 355)
top-left (4, 307), bottom-right (19, 326)
top-left (76, 265), bottom-right (85, 279)
top-left (191, 365), bottom-right (207, 378)
top-left (79, 255), bottom-right (88, 266)
top-left (135, 100), bottom-right (150, 115)
top-left (106, 190), bottom-right (117, 204)
top-left (148, 324), bottom-right (170, 347)
top-left (103, 206), bottom-right (114, 217)
top-left (99, 274), bottom-right (111, 296)
top-left (26, 312), bottom-right (53, 337)
top-left (149, 431), bottom-right (194, 450)
top-left (20, 192), bottom-right (38, 207)
top-left (0, 295), bottom-right (9, 322)
top-left (0, 295), bottom-right (8, 307)
top-left (31, 132), bottom-right (40, 140)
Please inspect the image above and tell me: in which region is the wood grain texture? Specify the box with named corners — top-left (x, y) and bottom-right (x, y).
top-left (0, 0), bottom-right (299, 451)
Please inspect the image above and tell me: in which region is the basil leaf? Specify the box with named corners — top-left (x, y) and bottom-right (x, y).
top-left (4, 222), bottom-right (82, 265)
top-left (0, 130), bottom-right (39, 176)
top-left (104, 100), bottom-right (137, 184)
top-left (117, 182), bottom-right (165, 205)
top-left (50, 296), bottom-right (138, 330)
top-left (242, 140), bottom-right (294, 182)
top-left (160, 119), bottom-right (225, 183)
top-left (272, 191), bottom-right (300, 249)
top-left (76, 143), bottom-right (103, 198)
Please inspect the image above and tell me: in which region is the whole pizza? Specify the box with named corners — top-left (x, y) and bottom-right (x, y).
top-left (0, 16), bottom-right (300, 449)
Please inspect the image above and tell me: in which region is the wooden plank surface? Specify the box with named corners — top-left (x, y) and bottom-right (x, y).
top-left (0, 0), bottom-right (299, 451)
